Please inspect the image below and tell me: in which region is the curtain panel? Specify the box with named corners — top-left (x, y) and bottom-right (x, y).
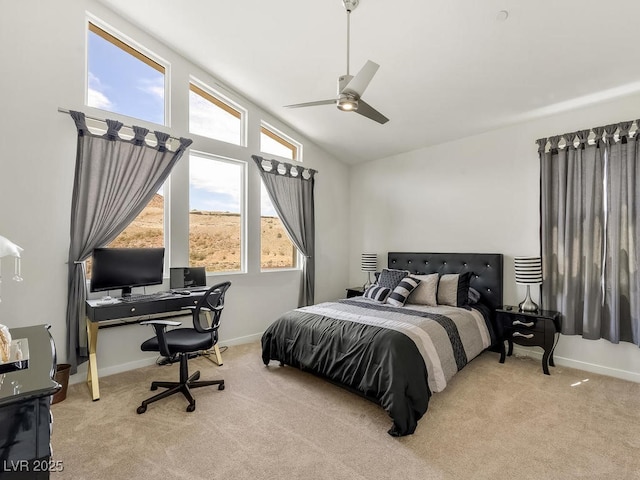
top-left (66, 111), bottom-right (192, 374)
top-left (539, 119), bottom-right (640, 346)
top-left (252, 155), bottom-right (316, 307)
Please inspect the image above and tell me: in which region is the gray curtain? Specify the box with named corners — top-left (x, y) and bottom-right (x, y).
top-left (66, 111), bottom-right (192, 373)
top-left (252, 155), bottom-right (316, 307)
top-left (539, 119), bottom-right (640, 345)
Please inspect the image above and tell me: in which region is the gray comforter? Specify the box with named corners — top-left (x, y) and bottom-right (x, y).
top-left (261, 298), bottom-right (493, 436)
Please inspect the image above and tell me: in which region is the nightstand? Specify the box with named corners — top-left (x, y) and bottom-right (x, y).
top-left (346, 286), bottom-right (365, 298)
top-left (496, 306), bottom-right (562, 375)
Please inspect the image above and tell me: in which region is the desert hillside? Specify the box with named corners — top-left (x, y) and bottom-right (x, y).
top-left (109, 194), bottom-right (295, 271)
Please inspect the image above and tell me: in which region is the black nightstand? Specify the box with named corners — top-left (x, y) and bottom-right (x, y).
top-left (496, 306), bottom-right (562, 375)
top-left (346, 286), bottom-right (365, 298)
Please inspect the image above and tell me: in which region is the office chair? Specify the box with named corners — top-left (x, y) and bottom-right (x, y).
top-left (136, 281), bottom-right (231, 414)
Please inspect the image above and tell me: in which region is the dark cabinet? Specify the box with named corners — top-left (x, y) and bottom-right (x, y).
top-left (496, 306), bottom-right (561, 375)
top-left (0, 325), bottom-right (60, 479)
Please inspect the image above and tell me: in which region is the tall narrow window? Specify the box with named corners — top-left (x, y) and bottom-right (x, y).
top-left (261, 183), bottom-right (297, 270)
top-left (189, 154), bottom-right (244, 273)
top-left (260, 124), bottom-right (301, 161)
top-left (189, 82), bottom-right (244, 145)
top-left (87, 21), bottom-right (166, 125)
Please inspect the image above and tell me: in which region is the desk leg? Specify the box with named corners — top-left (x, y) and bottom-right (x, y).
top-left (86, 318), bottom-right (100, 401)
top-left (204, 344), bottom-right (223, 366)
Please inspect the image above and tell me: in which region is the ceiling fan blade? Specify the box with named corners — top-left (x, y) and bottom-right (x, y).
top-left (284, 99), bottom-right (335, 108)
top-left (341, 60), bottom-right (379, 97)
top-left (355, 99), bottom-right (389, 124)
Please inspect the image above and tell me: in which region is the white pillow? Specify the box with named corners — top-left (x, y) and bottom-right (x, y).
top-left (406, 273), bottom-right (439, 306)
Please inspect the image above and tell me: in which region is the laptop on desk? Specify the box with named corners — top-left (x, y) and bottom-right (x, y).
top-left (170, 267), bottom-right (208, 292)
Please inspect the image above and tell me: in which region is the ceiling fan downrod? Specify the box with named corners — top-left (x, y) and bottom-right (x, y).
top-left (343, 0), bottom-right (359, 76)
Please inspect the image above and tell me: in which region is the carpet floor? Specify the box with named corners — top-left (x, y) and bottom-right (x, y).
top-left (51, 342), bottom-right (640, 479)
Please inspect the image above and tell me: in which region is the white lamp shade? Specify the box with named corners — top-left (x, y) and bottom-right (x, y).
top-left (361, 253), bottom-right (377, 272)
top-left (0, 235), bottom-right (23, 258)
top-left (514, 256), bottom-right (542, 285)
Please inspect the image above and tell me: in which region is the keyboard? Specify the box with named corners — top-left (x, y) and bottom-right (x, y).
top-left (120, 292), bottom-right (173, 303)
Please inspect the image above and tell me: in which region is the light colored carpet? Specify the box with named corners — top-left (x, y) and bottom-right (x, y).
top-left (51, 342), bottom-right (640, 480)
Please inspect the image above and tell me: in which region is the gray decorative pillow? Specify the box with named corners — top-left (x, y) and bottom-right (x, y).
top-left (377, 268), bottom-right (409, 290)
top-left (363, 284), bottom-right (391, 303)
top-left (437, 272), bottom-right (472, 307)
top-left (387, 276), bottom-right (421, 307)
top-left (406, 273), bottom-right (439, 306)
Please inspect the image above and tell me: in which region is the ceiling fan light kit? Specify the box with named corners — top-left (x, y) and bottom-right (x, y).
top-left (284, 0), bottom-right (389, 124)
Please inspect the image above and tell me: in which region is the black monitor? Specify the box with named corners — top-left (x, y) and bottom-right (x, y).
top-left (90, 247), bottom-right (165, 297)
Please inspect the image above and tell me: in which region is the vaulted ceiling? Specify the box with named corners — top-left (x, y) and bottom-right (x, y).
top-left (99, 0), bottom-right (640, 164)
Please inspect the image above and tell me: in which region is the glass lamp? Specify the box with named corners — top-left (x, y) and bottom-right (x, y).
top-left (361, 253), bottom-right (377, 289)
top-left (0, 235), bottom-right (24, 303)
top-left (514, 256), bottom-right (542, 312)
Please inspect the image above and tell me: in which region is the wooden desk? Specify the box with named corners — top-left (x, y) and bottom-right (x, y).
top-left (85, 293), bottom-right (223, 401)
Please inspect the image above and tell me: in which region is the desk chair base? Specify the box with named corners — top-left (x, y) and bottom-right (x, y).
top-left (136, 352), bottom-right (224, 414)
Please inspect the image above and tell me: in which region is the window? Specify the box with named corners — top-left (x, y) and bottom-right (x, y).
top-left (260, 124), bottom-right (301, 161)
top-left (87, 21), bottom-right (166, 125)
top-left (189, 153), bottom-right (244, 273)
top-left (85, 189), bottom-right (165, 277)
top-left (189, 82), bottom-right (244, 145)
top-left (260, 183), bottom-right (297, 270)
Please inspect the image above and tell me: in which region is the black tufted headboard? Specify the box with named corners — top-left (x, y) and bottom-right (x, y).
top-left (387, 252), bottom-right (504, 311)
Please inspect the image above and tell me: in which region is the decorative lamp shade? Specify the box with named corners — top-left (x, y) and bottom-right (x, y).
top-left (514, 256), bottom-right (542, 285)
top-left (361, 253), bottom-right (377, 272)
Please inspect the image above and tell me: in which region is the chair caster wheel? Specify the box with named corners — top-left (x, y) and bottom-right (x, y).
top-left (137, 405), bottom-right (147, 414)
top-left (218, 384), bottom-right (225, 391)
top-left (186, 404), bottom-right (196, 412)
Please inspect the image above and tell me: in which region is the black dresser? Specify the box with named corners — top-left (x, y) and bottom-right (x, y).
top-left (0, 325), bottom-right (60, 479)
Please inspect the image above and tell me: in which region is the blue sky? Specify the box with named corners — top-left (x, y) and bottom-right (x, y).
top-left (88, 28), bottom-right (278, 216)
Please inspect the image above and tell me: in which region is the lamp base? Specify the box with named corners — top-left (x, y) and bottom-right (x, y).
top-left (362, 272), bottom-right (373, 291)
top-left (518, 285), bottom-right (539, 312)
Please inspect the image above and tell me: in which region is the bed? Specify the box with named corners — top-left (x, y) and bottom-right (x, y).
top-left (261, 252), bottom-right (504, 436)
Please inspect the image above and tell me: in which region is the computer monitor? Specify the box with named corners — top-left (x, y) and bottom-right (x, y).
top-left (169, 267), bottom-right (206, 290)
top-left (90, 247), bottom-right (165, 297)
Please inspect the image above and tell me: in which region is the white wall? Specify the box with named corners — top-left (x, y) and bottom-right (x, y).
top-left (0, 1), bottom-right (350, 382)
top-left (349, 92), bottom-right (640, 383)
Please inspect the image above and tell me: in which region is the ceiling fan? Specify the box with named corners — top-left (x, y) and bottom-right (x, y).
top-left (284, 0), bottom-right (389, 124)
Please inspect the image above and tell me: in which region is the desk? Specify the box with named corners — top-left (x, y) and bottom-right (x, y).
top-left (85, 293), bottom-right (223, 401)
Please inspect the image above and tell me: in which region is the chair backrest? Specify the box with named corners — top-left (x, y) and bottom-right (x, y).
top-left (192, 281), bottom-right (231, 335)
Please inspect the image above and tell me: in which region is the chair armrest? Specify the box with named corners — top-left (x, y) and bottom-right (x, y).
top-left (140, 320), bottom-right (181, 327)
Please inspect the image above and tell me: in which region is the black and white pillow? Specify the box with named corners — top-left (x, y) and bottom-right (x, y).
top-left (377, 268), bottom-right (409, 290)
top-left (387, 276), bottom-right (421, 307)
top-left (363, 284), bottom-right (392, 303)
top-left (468, 287), bottom-right (481, 305)
top-left (437, 272), bottom-right (472, 307)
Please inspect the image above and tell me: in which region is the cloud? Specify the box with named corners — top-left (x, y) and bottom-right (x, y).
top-left (87, 72), bottom-right (114, 110)
top-left (138, 77), bottom-right (165, 101)
top-left (189, 155), bottom-right (242, 212)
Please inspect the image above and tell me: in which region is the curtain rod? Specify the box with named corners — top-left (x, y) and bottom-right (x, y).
top-left (57, 107), bottom-right (184, 142)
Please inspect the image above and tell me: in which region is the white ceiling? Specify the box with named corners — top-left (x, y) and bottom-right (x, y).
top-left (99, 0), bottom-right (640, 165)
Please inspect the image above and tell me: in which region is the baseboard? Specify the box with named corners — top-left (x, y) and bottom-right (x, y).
top-left (512, 346), bottom-right (640, 383)
top-left (68, 332), bottom-right (265, 385)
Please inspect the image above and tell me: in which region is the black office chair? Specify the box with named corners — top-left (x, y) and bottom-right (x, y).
top-left (136, 281), bottom-right (231, 414)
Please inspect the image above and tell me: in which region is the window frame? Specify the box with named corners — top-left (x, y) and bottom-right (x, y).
top-left (188, 78), bottom-right (247, 147)
top-left (260, 122), bottom-right (302, 162)
top-left (85, 16), bottom-right (170, 126)
top-left (188, 151), bottom-right (247, 275)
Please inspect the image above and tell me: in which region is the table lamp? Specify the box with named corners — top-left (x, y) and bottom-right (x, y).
top-left (361, 253), bottom-right (377, 289)
top-left (0, 235), bottom-right (24, 304)
top-left (514, 256), bottom-right (542, 312)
